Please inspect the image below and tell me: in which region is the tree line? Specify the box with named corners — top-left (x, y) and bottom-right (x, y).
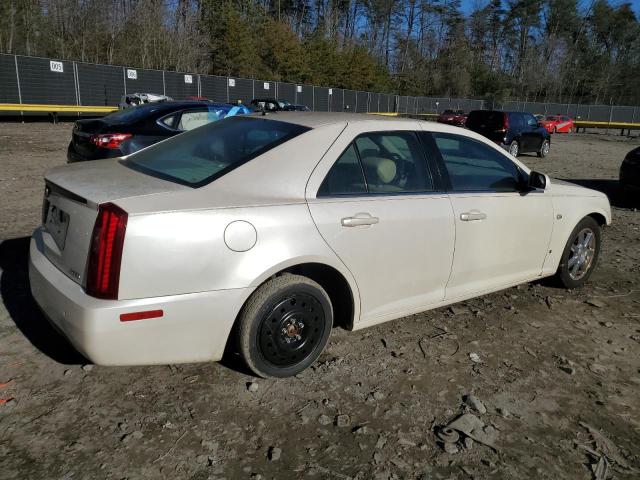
top-left (1, 0), bottom-right (638, 105)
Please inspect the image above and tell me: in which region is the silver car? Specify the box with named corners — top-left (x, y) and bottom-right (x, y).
top-left (29, 113), bottom-right (611, 377)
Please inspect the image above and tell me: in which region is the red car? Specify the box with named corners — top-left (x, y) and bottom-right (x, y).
top-left (540, 115), bottom-right (574, 134)
top-left (437, 109), bottom-right (467, 127)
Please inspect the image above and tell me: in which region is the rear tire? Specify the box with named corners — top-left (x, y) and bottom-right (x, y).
top-left (537, 139), bottom-right (550, 158)
top-left (508, 141), bottom-right (519, 157)
top-left (554, 216), bottom-right (601, 289)
top-left (237, 274), bottom-right (333, 378)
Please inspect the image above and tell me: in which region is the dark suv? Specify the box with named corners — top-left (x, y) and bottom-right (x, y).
top-left (465, 110), bottom-right (551, 157)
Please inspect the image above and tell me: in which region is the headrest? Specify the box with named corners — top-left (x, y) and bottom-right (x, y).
top-left (362, 156), bottom-right (396, 184)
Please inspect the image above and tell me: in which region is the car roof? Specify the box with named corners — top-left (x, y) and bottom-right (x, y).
top-left (245, 112), bottom-right (418, 128)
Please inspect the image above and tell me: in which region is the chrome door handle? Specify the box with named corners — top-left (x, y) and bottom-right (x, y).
top-left (460, 211), bottom-right (487, 221)
top-left (341, 213), bottom-right (379, 227)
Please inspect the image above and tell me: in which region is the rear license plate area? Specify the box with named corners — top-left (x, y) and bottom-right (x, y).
top-left (45, 204), bottom-right (70, 250)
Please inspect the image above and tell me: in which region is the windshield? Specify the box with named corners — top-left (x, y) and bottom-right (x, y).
top-left (123, 117), bottom-right (309, 187)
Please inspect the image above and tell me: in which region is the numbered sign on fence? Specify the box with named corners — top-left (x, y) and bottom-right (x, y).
top-left (184, 74), bottom-right (193, 84)
top-left (127, 69), bottom-right (137, 80)
top-left (263, 82), bottom-right (270, 90)
top-left (228, 78), bottom-right (235, 87)
top-left (50, 61), bottom-right (64, 73)
top-left (297, 86), bottom-right (302, 93)
top-left (329, 89), bottom-right (333, 95)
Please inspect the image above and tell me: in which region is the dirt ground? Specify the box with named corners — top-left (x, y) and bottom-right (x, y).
top-left (1, 121), bottom-right (639, 480)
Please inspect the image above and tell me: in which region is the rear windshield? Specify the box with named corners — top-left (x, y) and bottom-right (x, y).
top-left (123, 116), bottom-right (309, 187)
top-left (465, 111), bottom-right (505, 130)
top-left (104, 104), bottom-right (166, 123)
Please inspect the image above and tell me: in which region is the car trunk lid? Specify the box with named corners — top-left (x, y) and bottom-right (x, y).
top-left (41, 160), bottom-right (188, 287)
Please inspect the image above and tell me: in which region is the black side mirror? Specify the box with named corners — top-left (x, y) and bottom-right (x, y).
top-left (528, 171), bottom-right (547, 190)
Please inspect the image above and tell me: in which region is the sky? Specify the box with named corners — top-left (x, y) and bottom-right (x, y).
top-left (459, 0), bottom-right (640, 16)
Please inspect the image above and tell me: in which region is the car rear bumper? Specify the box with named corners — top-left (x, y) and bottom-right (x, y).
top-left (29, 229), bottom-right (253, 366)
top-left (620, 163), bottom-right (640, 189)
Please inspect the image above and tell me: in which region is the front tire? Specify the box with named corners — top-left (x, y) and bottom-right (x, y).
top-left (237, 274), bottom-right (333, 378)
top-left (555, 216), bottom-right (601, 289)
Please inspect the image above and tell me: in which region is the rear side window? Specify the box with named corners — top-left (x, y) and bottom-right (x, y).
top-left (433, 133), bottom-right (520, 192)
top-left (509, 113), bottom-right (524, 129)
top-left (124, 117), bottom-right (309, 187)
top-left (318, 145), bottom-right (366, 196)
top-left (318, 131), bottom-right (433, 196)
top-left (465, 111), bottom-right (505, 130)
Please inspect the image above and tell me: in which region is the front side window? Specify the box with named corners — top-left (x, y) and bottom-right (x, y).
top-left (318, 131), bottom-right (433, 196)
top-left (433, 133), bottom-right (520, 192)
top-left (124, 117), bottom-right (309, 187)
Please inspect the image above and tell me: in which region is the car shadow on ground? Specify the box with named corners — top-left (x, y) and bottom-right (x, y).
top-left (0, 236), bottom-right (85, 365)
top-left (559, 178), bottom-right (638, 209)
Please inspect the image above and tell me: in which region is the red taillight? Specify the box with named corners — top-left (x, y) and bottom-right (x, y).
top-left (90, 133), bottom-right (132, 150)
top-left (86, 203), bottom-right (128, 300)
top-left (503, 113), bottom-right (509, 129)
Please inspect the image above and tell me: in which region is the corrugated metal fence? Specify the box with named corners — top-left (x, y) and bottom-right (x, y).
top-left (1, 53), bottom-right (638, 122)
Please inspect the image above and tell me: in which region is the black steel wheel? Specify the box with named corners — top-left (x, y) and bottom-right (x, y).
top-left (237, 274), bottom-right (333, 378)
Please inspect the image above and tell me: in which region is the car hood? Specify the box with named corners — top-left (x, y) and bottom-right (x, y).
top-left (549, 178), bottom-right (608, 198)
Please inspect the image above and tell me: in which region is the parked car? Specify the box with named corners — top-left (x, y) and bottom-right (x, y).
top-left (284, 104), bottom-right (312, 112)
top-left (31, 113), bottom-right (611, 378)
top-left (249, 98), bottom-right (292, 112)
top-left (620, 146), bottom-right (640, 192)
top-left (67, 101), bottom-right (250, 163)
top-left (437, 109), bottom-right (467, 127)
top-left (540, 115), bottom-right (575, 134)
top-left (465, 110), bottom-right (551, 157)
top-left (118, 92), bottom-right (172, 109)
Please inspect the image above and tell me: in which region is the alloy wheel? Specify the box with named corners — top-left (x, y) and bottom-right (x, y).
top-left (567, 228), bottom-right (596, 280)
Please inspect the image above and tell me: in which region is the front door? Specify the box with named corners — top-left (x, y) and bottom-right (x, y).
top-left (306, 123), bottom-right (455, 325)
top-left (425, 131), bottom-right (554, 300)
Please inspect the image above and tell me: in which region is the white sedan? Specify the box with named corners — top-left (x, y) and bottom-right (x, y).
top-left (29, 113), bottom-right (611, 377)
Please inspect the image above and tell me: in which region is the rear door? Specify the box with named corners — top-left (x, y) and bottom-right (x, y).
top-left (508, 113), bottom-right (526, 149)
top-left (424, 130), bottom-right (553, 299)
top-left (306, 122), bottom-right (455, 325)
top-left (521, 113), bottom-right (543, 152)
